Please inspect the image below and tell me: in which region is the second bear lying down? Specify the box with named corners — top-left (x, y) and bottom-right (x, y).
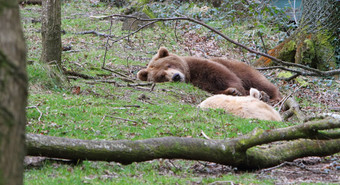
top-left (137, 47), bottom-right (282, 101)
top-left (199, 88), bottom-right (282, 121)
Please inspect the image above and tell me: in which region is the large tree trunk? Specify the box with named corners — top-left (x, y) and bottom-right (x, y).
top-left (0, 1), bottom-right (28, 184)
top-left (26, 118), bottom-right (340, 169)
top-left (255, 0), bottom-right (339, 70)
top-left (40, 0), bottom-right (61, 66)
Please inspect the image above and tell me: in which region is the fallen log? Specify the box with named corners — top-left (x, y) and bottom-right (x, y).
top-left (26, 118), bottom-right (340, 169)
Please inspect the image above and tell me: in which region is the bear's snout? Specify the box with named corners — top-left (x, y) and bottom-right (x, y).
top-left (172, 73), bottom-right (182, 82)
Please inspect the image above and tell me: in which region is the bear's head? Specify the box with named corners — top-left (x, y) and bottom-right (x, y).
top-left (137, 47), bottom-right (190, 83)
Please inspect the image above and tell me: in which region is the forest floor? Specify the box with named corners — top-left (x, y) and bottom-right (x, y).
top-left (22, 1), bottom-right (339, 184)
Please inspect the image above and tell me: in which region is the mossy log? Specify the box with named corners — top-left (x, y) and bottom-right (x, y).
top-left (27, 118), bottom-right (340, 169)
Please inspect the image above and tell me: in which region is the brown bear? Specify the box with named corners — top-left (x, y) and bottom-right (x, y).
top-left (137, 47), bottom-right (282, 101)
top-left (198, 88), bottom-right (282, 121)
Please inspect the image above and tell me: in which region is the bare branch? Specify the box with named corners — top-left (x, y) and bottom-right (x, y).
top-left (103, 14), bottom-right (340, 77)
top-left (102, 17), bottom-right (114, 68)
top-left (101, 66), bottom-right (130, 79)
top-left (63, 68), bottom-right (97, 80)
top-left (74, 30), bottom-right (116, 38)
top-left (26, 105), bottom-right (42, 122)
top-left (110, 20), bottom-right (158, 45)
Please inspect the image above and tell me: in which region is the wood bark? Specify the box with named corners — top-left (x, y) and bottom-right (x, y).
top-left (282, 97), bottom-right (306, 122)
top-left (27, 118), bottom-right (340, 169)
top-left (0, 1), bottom-right (28, 184)
top-left (255, 0), bottom-right (339, 71)
top-left (40, 0), bottom-right (61, 66)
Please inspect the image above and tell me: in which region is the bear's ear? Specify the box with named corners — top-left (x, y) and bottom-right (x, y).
top-left (249, 88), bottom-right (260, 99)
top-left (137, 69), bottom-right (148, 81)
top-left (157, 47), bottom-right (169, 58)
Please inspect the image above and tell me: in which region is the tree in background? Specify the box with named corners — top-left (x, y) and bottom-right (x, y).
top-left (40, 0), bottom-right (67, 88)
top-left (255, 0), bottom-right (339, 70)
top-left (0, 0), bottom-right (28, 184)
top-left (40, 0), bottom-right (61, 66)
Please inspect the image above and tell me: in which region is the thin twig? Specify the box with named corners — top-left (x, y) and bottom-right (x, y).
top-left (85, 80), bottom-right (122, 87)
top-left (257, 31), bottom-right (267, 53)
top-left (261, 161), bottom-right (328, 174)
top-left (201, 130), bottom-right (211, 140)
top-left (106, 116), bottom-right (138, 123)
top-left (134, 86), bottom-right (153, 91)
top-left (275, 94), bottom-right (291, 111)
top-left (174, 20), bottom-right (179, 43)
top-left (63, 68), bottom-right (97, 79)
top-left (102, 17), bottom-right (114, 68)
top-left (127, 83), bottom-right (153, 87)
top-left (277, 85), bottom-right (302, 112)
top-left (123, 105), bottom-right (141, 108)
top-left (293, 162), bottom-right (329, 174)
top-left (257, 66), bottom-right (308, 77)
top-left (109, 20), bottom-right (158, 45)
top-left (99, 115), bottom-right (106, 125)
top-left (167, 159), bottom-right (181, 171)
top-left (150, 83), bottom-right (156, 91)
top-left (119, 77), bottom-right (134, 83)
top-left (102, 66), bottom-right (130, 79)
top-left (260, 161), bottom-right (289, 173)
top-left (75, 30), bottom-right (115, 38)
top-left (26, 105), bottom-right (42, 122)
top-left (127, 18), bottom-right (140, 43)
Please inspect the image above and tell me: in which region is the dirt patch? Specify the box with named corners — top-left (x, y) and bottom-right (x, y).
top-left (186, 156), bottom-right (340, 184)
top-left (152, 155), bottom-right (340, 184)
top-left (258, 156), bottom-right (340, 184)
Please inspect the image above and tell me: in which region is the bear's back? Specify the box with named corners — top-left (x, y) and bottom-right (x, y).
top-left (210, 58), bottom-right (282, 101)
top-left (198, 94), bottom-right (282, 121)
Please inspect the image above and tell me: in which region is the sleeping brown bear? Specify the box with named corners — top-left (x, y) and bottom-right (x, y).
top-left (137, 47), bottom-right (282, 101)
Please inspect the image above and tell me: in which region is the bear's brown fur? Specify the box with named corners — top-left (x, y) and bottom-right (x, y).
top-left (137, 47), bottom-right (282, 101)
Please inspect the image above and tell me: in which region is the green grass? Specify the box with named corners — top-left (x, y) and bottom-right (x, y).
top-left (27, 80), bottom-right (292, 140)
top-left (25, 160), bottom-right (275, 185)
top-left (22, 1), bottom-right (306, 184)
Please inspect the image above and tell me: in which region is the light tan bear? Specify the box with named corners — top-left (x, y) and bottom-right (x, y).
top-left (198, 88), bottom-right (282, 121)
top-left (137, 47), bottom-right (282, 102)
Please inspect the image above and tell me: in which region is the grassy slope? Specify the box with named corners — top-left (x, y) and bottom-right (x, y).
top-left (21, 1), bottom-right (334, 184)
